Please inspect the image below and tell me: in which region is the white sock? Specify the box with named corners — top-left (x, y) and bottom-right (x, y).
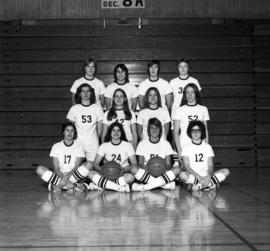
top-left (117, 176), bottom-right (128, 186)
top-left (69, 165), bottom-right (89, 183)
top-left (41, 170), bottom-right (60, 185)
top-left (135, 168), bottom-right (155, 184)
top-left (92, 174), bottom-right (121, 192)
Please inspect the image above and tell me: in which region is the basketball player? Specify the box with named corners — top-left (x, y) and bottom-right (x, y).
top-left (131, 118), bottom-right (180, 191)
top-left (137, 87), bottom-right (171, 140)
top-left (104, 64), bottom-right (138, 111)
top-left (173, 83), bottom-right (209, 159)
top-left (36, 122), bottom-right (92, 193)
top-left (88, 122), bottom-right (136, 192)
top-left (170, 59), bottom-right (202, 119)
top-left (70, 57), bottom-right (106, 108)
top-left (102, 88), bottom-right (138, 149)
top-left (180, 120), bottom-right (230, 191)
top-left (67, 83), bottom-right (104, 162)
top-left (138, 60), bottom-right (173, 111)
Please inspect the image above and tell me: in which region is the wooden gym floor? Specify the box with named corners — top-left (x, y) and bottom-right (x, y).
top-left (0, 168), bottom-right (269, 251)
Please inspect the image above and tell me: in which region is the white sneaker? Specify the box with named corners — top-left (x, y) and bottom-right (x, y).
top-left (48, 183), bottom-right (61, 193)
top-left (74, 183), bottom-right (88, 193)
top-left (162, 182), bottom-right (176, 190)
top-left (89, 182), bottom-right (103, 191)
top-left (118, 185), bottom-right (130, 193)
top-left (132, 183), bottom-right (145, 192)
top-left (192, 183), bottom-right (202, 192)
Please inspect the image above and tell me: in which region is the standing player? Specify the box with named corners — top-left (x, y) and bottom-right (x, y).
top-left (67, 83), bottom-right (104, 162)
top-left (137, 87), bottom-right (171, 140)
top-left (180, 120), bottom-right (230, 191)
top-left (131, 118), bottom-right (180, 191)
top-left (173, 83), bottom-right (209, 159)
top-left (170, 59), bottom-right (202, 120)
top-left (88, 122), bottom-right (136, 192)
top-left (70, 57), bottom-right (106, 108)
top-left (138, 60), bottom-right (173, 111)
top-left (102, 88), bottom-right (138, 149)
top-left (36, 122), bottom-right (92, 192)
top-left (105, 64), bottom-right (138, 111)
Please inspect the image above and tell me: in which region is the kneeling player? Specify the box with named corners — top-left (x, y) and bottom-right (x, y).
top-left (36, 122), bottom-right (92, 193)
top-left (179, 120), bottom-right (230, 191)
top-left (88, 122), bottom-right (136, 192)
top-left (131, 118), bottom-right (180, 191)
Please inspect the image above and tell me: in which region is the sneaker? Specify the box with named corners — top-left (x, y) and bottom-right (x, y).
top-left (118, 185), bottom-right (130, 193)
top-left (89, 182), bottom-right (103, 191)
top-left (74, 183), bottom-right (88, 193)
top-left (162, 182), bottom-right (176, 190)
top-left (48, 183), bottom-right (62, 193)
top-left (132, 183), bottom-right (145, 192)
top-left (192, 183), bottom-right (202, 192)
top-left (203, 182), bottom-right (219, 191)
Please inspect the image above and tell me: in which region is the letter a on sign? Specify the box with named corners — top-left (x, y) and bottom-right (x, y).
top-left (102, 0), bottom-right (145, 9)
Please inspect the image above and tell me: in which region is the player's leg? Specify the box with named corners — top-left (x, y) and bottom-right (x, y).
top-left (116, 173), bottom-right (135, 186)
top-left (130, 165), bottom-right (156, 184)
top-left (88, 170), bottom-right (130, 192)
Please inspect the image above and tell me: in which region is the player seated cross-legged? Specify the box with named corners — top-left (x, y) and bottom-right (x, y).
top-left (88, 122), bottom-right (136, 192)
top-left (179, 120), bottom-right (230, 192)
top-left (36, 122), bottom-right (93, 193)
top-left (131, 118), bottom-right (180, 192)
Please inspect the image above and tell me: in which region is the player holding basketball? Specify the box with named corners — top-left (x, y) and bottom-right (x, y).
top-left (137, 87), bottom-right (171, 140)
top-left (138, 60), bottom-right (173, 111)
top-left (88, 122), bottom-right (136, 192)
top-left (102, 88), bottom-right (138, 149)
top-left (67, 83), bottom-right (104, 162)
top-left (131, 118), bottom-right (180, 191)
top-left (173, 83), bottom-right (209, 160)
top-left (70, 57), bottom-right (106, 108)
top-left (105, 64), bottom-right (138, 111)
top-left (36, 122), bottom-right (92, 193)
top-left (179, 120), bottom-right (230, 191)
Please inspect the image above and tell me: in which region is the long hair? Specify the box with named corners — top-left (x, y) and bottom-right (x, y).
top-left (187, 120), bottom-right (206, 140)
top-left (75, 83), bottom-right (96, 104)
top-left (113, 64), bottom-right (129, 84)
top-left (61, 121), bottom-right (77, 140)
top-left (147, 117), bottom-right (163, 139)
top-left (177, 58), bottom-right (190, 69)
top-left (105, 121), bottom-right (128, 143)
top-left (147, 60), bottom-right (160, 76)
top-left (180, 83), bottom-right (201, 106)
top-left (144, 87), bottom-right (162, 109)
top-left (82, 57), bottom-right (97, 75)
top-left (107, 88), bottom-right (132, 121)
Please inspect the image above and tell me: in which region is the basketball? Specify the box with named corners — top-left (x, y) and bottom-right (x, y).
top-left (101, 161), bottom-right (122, 180)
top-left (146, 156), bottom-right (168, 177)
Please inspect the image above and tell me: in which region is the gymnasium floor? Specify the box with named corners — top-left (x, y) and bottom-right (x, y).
top-left (0, 169), bottom-right (269, 251)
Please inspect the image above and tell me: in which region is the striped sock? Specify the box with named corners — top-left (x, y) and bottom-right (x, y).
top-left (69, 165), bottom-right (89, 183)
top-left (41, 170), bottom-right (60, 186)
top-left (92, 174), bottom-right (121, 192)
top-left (134, 168), bottom-right (155, 184)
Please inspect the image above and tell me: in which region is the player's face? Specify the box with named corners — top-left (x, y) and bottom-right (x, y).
top-left (85, 62), bottom-right (95, 77)
top-left (186, 86), bottom-right (196, 104)
top-left (191, 126), bottom-right (202, 141)
top-left (111, 126), bottom-right (121, 140)
top-left (80, 86), bottom-right (91, 101)
top-left (116, 67), bottom-right (126, 82)
top-left (149, 64), bottom-right (159, 78)
top-left (63, 126), bottom-right (75, 141)
top-left (148, 90), bottom-right (158, 105)
top-left (149, 124), bottom-right (161, 139)
top-left (178, 62), bottom-right (189, 76)
top-left (113, 90), bottom-right (125, 106)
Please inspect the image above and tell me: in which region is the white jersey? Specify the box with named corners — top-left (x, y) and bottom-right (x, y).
top-left (97, 141), bottom-right (135, 168)
top-left (103, 109), bottom-right (136, 142)
top-left (173, 104), bottom-right (210, 148)
top-left (137, 107), bottom-right (171, 139)
top-left (105, 82), bottom-right (138, 109)
top-left (138, 77), bottom-right (173, 108)
top-left (182, 141), bottom-right (214, 177)
top-left (70, 77), bottom-right (106, 106)
top-left (50, 140), bottom-right (85, 174)
top-left (136, 138), bottom-right (174, 166)
top-left (170, 76), bottom-right (201, 118)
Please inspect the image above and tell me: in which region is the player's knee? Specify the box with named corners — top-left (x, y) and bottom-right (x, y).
top-left (88, 170), bottom-right (98, 179)
top-left (123, 173), bottom-right (135, 184)
top-left (179, 171), bottom-right (189, 182)
top-left (130, 165), bottom-right (140, 175)
top-left (36, 165), bottom-right (47, 177)
top-left (84, 161), bottom-right (94, 171)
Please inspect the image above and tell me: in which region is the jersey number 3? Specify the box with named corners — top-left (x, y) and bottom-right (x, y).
top-left (82, 115), bottom-right (92, 123)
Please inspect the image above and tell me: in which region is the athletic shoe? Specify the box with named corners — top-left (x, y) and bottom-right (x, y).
top-left (162, 181), bottom-right (176, 190)
top-left (192, 183), bottom-right (202, 192)
top-left (48, 183), bottom-right (62, 193)
top-left (203, 182), bottom-right (219, 191)
top-left (89, 182), bottom-right (103, 191)
top-left (118, 185), bottom-right (130, 193)
top-left (74, 183), bottom-right (88, 193)
top-left (132, 183), bottom-right (145, 192)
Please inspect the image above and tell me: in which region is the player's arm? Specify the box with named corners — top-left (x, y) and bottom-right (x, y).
top-left (125, 154), bottom-right (137, 173)
top-left (165, 93), bottom-right (173, 113)
top-left (101, 124), bottom-right (108, 143)
top-left (138, 95), bottom-right (145, 109)
top-left (165, 155), bottom-right (172, 169)
top-left (137, 124), bottom-right (143, 141)
top-left (105, 97), bottom-right (111, 110)
top-left (173, 120), bottom-right (182, 158)
top-left (131, 97), bottom-right (138, 112)
top-left (138, 155), bottom-right (145, 167)
top-left (99, 94), bottom-right (105, 109)
top-left (164, 122), bottom-right (170, 139)
top-left (96, 120), bottom-right (103, 139)
top-left (70, 157), bottom-right (84, 174)
top-left (93, 154), bottom-right (103, 172)
top-left (71, 93), bottom-right (76, 105)
top-left (51, 157), bottom-right (70, 187)
top-left (199, 156), bottom-right (214, 187)
top-left (131, 123), bottom-right (138, 149)
top-left (182, 156), bottom-right (204, 181)
top-left (204, 120), bottom-right (209, 143)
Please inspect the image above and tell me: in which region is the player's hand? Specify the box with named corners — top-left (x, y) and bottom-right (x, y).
top-left (119, 167), bottom-right (125, 176)
top-left (59, 174), bottom-right (70, 187)
top-left (200, 175), bottom-right (211, 187)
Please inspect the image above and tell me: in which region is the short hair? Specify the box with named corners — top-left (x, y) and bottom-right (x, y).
top-left (144, 87), bottom-right (162, 109)
top-left (105, 121), bottom-right (128, 142)
top-left (180, 83), bottom-right (201, 106)
top-left (82, 57), bottom-right (97, 75)
top-left (75, 83), bottom-right (96, 104)
top-left (187, 120), bottom-right (206, 140)
top-left (113, 64), bottom-right (129, 84)
top-left (147, 117), bottom-right (163, 139)
top-left (147, 60), bottom-right (160, 76)
top-left (177, 58), bottom-right (190, 68)
top-left (61, 121), bottom-right (77, 139)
